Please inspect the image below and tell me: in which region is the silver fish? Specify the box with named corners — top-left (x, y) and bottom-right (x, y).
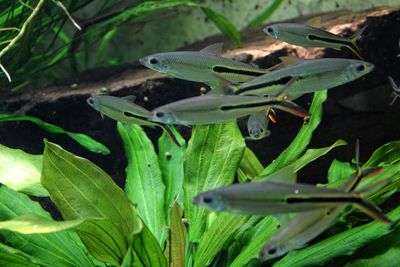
top-left (87, 95), bottom-right (180, 146)
top-left (247, 111), bottom-right (270, 140)
top-left (264, 23), bottom-right (366, 59)
top-left (140, 43), bottom-right (268, 93)
top-left (192, 167), bottom-right (390, 224)
top-left (149, 95), bottom-right (309, 125)
top-left (230, 58), bottom-right (374, 97)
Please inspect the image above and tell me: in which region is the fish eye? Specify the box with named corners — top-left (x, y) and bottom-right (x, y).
top-left (87, 98), bottom-right (94, 105)
top-left (155, 111), bottom-right (164, 117)
top-left (355, 64), bottom-right (365, 72)
top-left (268, 246), bottom-right (277, 255)
top-left (149, 57), bottom-right (159, 64)
top-left (266, 27), bottom-right (274, 34)
top-left (203, 196), bottom-right (213, 204)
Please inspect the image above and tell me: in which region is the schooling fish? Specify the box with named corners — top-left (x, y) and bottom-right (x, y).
top-left (259, 166), bottom-right (384, 261)
top-left (230, 58), bottom-right (374, 97)
top-left (149, 95), bottom-right (309, 126)
top-left (86, 95), bottom-right (181, 146)
top-left (246, 111), bottom-right (271, 140)
top-left (263, 23), bottom-right (366, 59)
top-left (192, 166), bottom-right (391, 224)
top-left (140, 43), bottom-right (268, 94)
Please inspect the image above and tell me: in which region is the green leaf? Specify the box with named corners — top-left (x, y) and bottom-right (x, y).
top-left (130, 222), bottom-right (168, 267)
top-left (345, 247), bottom-right (400, 267)
top-left (0, 144), bottom-right (48, 196)
top-left (237, 147), bottom-right (264, 182)
top-left (247, 0), bottom-right (284, 27)
top-left (0, 113), bottom-right (110, 154)
top-left (201, 7), bottom-right (241, 47)
top-left (363, 141), bottom-right (400, 167)
top-left (292, 139), bottom-right (347, 172)
top-left (41, 140), bottom-right (141, 265)
top-left (167, 203), bottom-right (186, 267)
top-left (158, 129), bottom-right (186, 214)
top-left (275, 205), bottom-right (400, 267)
top-left (0, 213), bottom-right (85, 234)
top-left (0, 243), bottom-right (46, 266)
top-left (118, 123), bottom-right (167, 244)
top-left (194, 213), bottom-right (248, 267)
top-left (183, 123), bottom-right (245, 242)
top-left (0, 186), bottom-right (95, 267)
top-left (229, 216), bottom-right (279, 267)
top-left (328, 159), bottom-right (355, 184)
top-left (260, 90), bottom-right (327, 177)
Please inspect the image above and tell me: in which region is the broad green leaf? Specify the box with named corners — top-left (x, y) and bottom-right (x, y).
top-left (229, 216), bottom-right (278, 267)
top-left (0, 243), bottom-right (46, 266)
top-left (237, 147), bottom-right (264, 182)
top-left (260, 90), bottom-right (327, 177)
top-left (292, 139), bottom-right (347, 172)
top-left (0, 113), bottom-right (110, 154)
top-left (118, 123), bottom-right (166, 244)
top-left (346, 247), bottom-right (400, 267)
top-left (275, 205), bottom-right (400, 267)
top-left (363, 141), bottom-right (400, 167)
top-left (167, 203), bottom-right (186, 267)
top-left (201, 7), bottom-right (241, 47)
top-left (0, 144), bottom-right (48, 196)
top-left (41, 140), bottom-right (141, 265)
top-left (194, 213), bottom-right (248, 267)
top-left (247, 0), bottom-right (284, 27)
top-left (328, 159), bottom-right (355, 184)
top-left (158, 129), bottom-right (186, 214)
top-left (0, 186), bottom-right (94, 267)
top-left (0, 213), bottom-right (85, 234)
top-left (183, 123), bottom-right (245, 242)
top-left (130, 222), bottom-right (168, 267)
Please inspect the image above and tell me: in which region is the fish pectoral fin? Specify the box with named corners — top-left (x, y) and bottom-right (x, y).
top-left (208, 75), bottom-right (233, 95)
top-left (200, 43), bottom-right (224, 55)
top-left (122, 95), bottom-right (137, 102)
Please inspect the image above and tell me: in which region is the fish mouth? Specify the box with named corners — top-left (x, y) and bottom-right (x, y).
top-left (139, 57), bottom-right (147, 66)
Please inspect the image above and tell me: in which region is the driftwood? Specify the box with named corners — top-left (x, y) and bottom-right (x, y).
top-left (1, 6), bottom-right (400, 185)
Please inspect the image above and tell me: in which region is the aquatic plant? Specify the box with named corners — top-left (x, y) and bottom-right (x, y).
top-left (0, 90), bottom-right (400, 266)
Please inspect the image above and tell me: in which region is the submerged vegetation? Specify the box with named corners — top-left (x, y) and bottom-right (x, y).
top-left (1, 1), bottom-right (400, 267)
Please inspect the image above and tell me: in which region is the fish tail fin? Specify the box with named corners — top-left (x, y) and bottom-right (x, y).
top-left (271, 100), bottom-right (310, 120)
top-left (349, 25), bottom-right (367, 60)
top-left (160, 125), bottom-right (182, 147)
top-left (354, 200), bottom-right (392, 224)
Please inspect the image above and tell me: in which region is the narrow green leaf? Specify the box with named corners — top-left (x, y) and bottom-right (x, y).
top-left (183, 123), bottom-right (245, 242)
top-left (328, 159), bottom-right (355, 184)
top-left (0, 144), bottom-right (48, 196)
top-left (275, 206), bottom-right (400, 267)
top-left (237, 147), bottom-right (264, 182)
top-left (0, 186), bottom-right (94, 267)
top-left (194, 213), bottom-right (248, 267)
top-left (0, 213), bottom-right (85, 234)
top-left (158, 129), bottom-right (186, 214)
top-left (247, 0), bottom-right (284, 27)
top-left (201, 7), bottom-right (241, 47)
top-left (346, 247), bottom-right (400, 267)
top-left (0, 243), bottom-right (46, 266)
top-left (363, 141), bottom-right (400, 168)
top-left (131, 222), bottom-right (168, 267)
top-left (260, 90), bottom-right (327, 177)
top-left (292, 139), bottom-right (347, 172)
top-left (41, 140), bottom-right (141, 265)
top-left (166, 203), bottom-right (186, 267)
top-left (0, 113), bottom-right (110, 154)
top-left (118, 123), bottom-right (167, 244)
top-left (229, 216), bottom-right (278, 267)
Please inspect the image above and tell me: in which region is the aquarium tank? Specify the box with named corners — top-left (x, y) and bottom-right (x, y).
top-left (1, 0), bottom-right (400, 266)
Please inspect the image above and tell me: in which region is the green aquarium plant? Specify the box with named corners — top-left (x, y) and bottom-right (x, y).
top-left (1, 91), bottom-right (400, 266)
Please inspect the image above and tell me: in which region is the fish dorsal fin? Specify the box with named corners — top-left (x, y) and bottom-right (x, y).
top-left (350, 25), bottom-right (367, 43)
top-left (200, 43), bottom-right (224, 55)
top-left (306, 16), bottom-right (322, 28)
top-left (122, 95), bottom-right (137, 102)
top-left (264, 165), bottom-right (297, 184)
top-left (278, 56), bottom-right (305, 67)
